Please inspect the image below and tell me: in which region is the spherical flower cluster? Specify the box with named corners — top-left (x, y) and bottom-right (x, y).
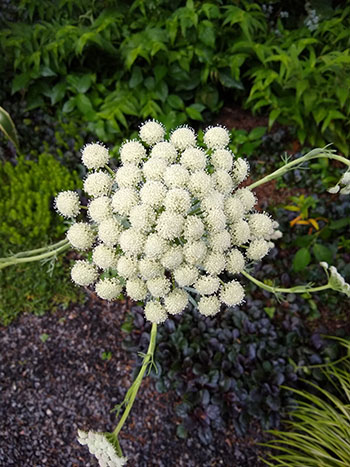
top-left (320, 262), bottom-right (350, 297)
top-left (81, 143), bottom-right (109, 170)
top-left (56, 121), bottom-right (282, 323)
top-left (77, 430), bottom-right (128, 467)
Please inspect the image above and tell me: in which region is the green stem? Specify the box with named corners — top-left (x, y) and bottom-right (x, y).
top-left (0, 241), bottom-right (70, 270)
top-left (247, 148), bottom-right (350, 190)
top-left (105, 165), bottom-right (115, 177)
top-left (242, 270), bottom-right (331, 295)
top-left (112, 322), bottom-right (157, 438)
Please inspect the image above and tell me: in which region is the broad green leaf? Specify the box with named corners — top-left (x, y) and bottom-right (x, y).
top-left (313, 244), bottom-right (333, 263)
top-left (248, 126), bottom-right (266, 140)
top-left (167, 94), bottom-right (185, 110)
top-left (186, 105), bottom-right (203, 121)
top-left (129, 66), bottom-right (143, 88)
top-left (76, 93), bottom-right (94, 118)
top-left (293, 248), bottom-right (311, 272)
top-left (12, 72), bottom-right (31, 94)
top-left (0, 106), bottom-right (19, 149)
top-left (329, 218), bottom-right (350, 230)
top-left (218, 70), bottom-right (244, 90)
top-left (198, 20), bottom-right (215, 48)
top-left (62, 97), bottom-right (76, 113)
top-left (75, 74), bottom-right (93, 93)
top-left (50, 82), bottom-right (66, 105)
top-left (268, 109), bottom-right (281, 129)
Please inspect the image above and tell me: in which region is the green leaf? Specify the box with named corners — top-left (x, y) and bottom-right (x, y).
top-left (218, 70), bottom-right (244, 90)
top-left (75, 74), bottom-right (93, 93)
top-left (129, 66), bottom-right (143, 88)
top-left (50, 82), bottom-right (66, 105)
top-left (198, 20), bottom-right (215, 48)
top-left (264, 307), bottom-right (276, 319)
top-left (186, 105), bottom-right (203, 121)
top-left (12, 73), bottom-right (31, 94)
top-left (0, 106), bottom-right (20, 149)
top-left (248, 126), bottom-right (266, 140)
top-left (62, 97), bottom-right (76, 113)
top-left (312, 244), bottom-right (333, 263)
top-left (76, 93), bottom-right (94, 118)
top-left (329, 218), bottom-right (350, 230)
top-left (167, 94), bottom-right (185, 110)
top-left (39, 333), bottom-right (50, 343)
top-left (176, 424), bottom-right (188, 439)
top-left (268, 109), bottom-right (281, 129)
top-left (293, 247), bottom-right (311, 272)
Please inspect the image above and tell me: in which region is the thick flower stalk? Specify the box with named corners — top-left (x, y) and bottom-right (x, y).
top-left (56, 122), bottom-right (283, 324)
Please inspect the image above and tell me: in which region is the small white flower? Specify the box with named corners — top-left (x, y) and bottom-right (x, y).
top-left (183, 240), bottom-right (207, 265)
top-left (67, 222), bottom-right (95, 250)
top-left (204, 252), bottom-right (226, 275)
top-left (117, 256), bottom-right (138, 279)
top-left (180, 147), bottom-right (207, 171)
top-left (249, 213), bottom-right (274, 239)
top-left (170, 126), bottom-right (196, 151)
top-left (147, 276), bottom-right (171, 298)
top-left (95, 278), bottom-right (122, 300)
top-left (188, 171), bottom-right (213, 199)
top-left (164, 288), bottom-right (188, 315)
top-left (71, 261), bottom-right (98, 286)
top-left (183, 217), bottom-right (205, 241)
top-left (203, 126), bottom-right (230, 149)
top-left (119, 140), bottom-right (146, 165)
top-left (115, 164), bottom-right (142, 188)
top-left (164, 188), bottom-right (191, 214)
top-left (195, 275), bottom-right (220, 295)
top-left (208, 230), bottom-right (231, 252)
top-left (220, 280), bottom-right (244, 306)
top-left (174, 264), bottom-right (199, 287)
top-left (160, 246), bottom-right (184, 271)
top-left (212, 169), bottom-right (233, 194)
top-left (98, 218), bottom-right (123, 246)
top-left (126, 278), bottom-right (148, 301)
top-left (232, 158), bottom-right (249, 184)
top-left (139, 257), bottom-right (164, 280)
top-left (224, 197), bottom-right (245, 223)
top-left (231, 220), bottom-right (251, 245)
top-left (145, 301), bottom-right (168, 323)
top-left (200, 190), bottom-right (225, 213)
top-left (246, 239), bottom-right (271, 261)
top-left (198, 296), bottom-right (221, 317)
top-left (129, 204), bottom-right (155, 232)
top-left (205, 209), bottom-right (227, 233)
top-left (234, 188), bottom-right (257, 211)
top-left (92, 244), bottom-right (118, 269)
top-left (327, 185), bottom-right (340, 194)
top-left (340, 185), bottom-right (350, 195)
top-left (55, 191), bottom-right (80, 218)
top-left (88, 196), bottom-right (112, 223)
top-left (156, 211), bottom-right (184, 240)
top-left (144, 233), bottom-right (168, 259)
top-left (143, 157), bottom-right (168, 181)
top-left (211, 149), bottom-right (233, 171)
top-left (77, 430), bottom-right (127, 467)
top-left (139, 120), bottom-right (165, 145)
top-left (84, 171), bottom-right (114, 197)
top-left (81, 143), bottom-right (109, 169)
top-left (328, 265), bottom-right (350, 297)
top-left (119, 229), bottom-right (145, 256)
top-left (163, 164), bottom-right (190, 188)
top-left (151, 141), bottom-right (178, 163)
top-left (111, 188), bottom-right (139, 216)
top-left (140, 181), bottom-right (167, 207)
top-left (226, 249), bottom-right (245, 274)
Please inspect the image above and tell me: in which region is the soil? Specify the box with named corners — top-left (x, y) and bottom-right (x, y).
top-left (0, 294), bottom-right (266, 467)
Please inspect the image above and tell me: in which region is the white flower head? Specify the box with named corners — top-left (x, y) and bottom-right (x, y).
top-left (246, 239), bottom-right (271, 261)
top-left (198, 295), bottom-right (221, 317)
top-left (88, 196), bottom-right (112, 223)
top-left (119, 140), bottom-right (146, 165)
top-left (81, 143), bottom-right (109, 169)
top-left (205, 209), bottom-right (227, 233)
top-left (151, 141), bottom-right (178, 163)
top-left (163, 164), bottom-right (189, 188)
top-left (232, 158), bottom-right (249, 184)
top-left (139, 119), bottom-right (165, 146)
top-left (201, 190), bottom-right (225, 212)
top-left (183, 217), bottom-right (205, 241)
top-left (208, 230), bottom-right (231, 252)
top-left (117, 255), bottom-right (138, 279)
top-left (143, 157), bottom-right (168, 181)
top-left (203, 126), bottom-right (230, 149)
top-left (188, 170), bottom-right (213, 199)
top-left (327, 265), bottom-right (350, 297)
top-left (139, 257), bottom-right (164, 280)
top-left (55, 191), bottom-right (80, 218)
top-left (111, 188), bottom-right (139, 216)
top-left (204, 252), bottom-right (226, 275)
top-left (231, 219), bottom-right (251, 245)
top-left (235, 188), bottom-right (257, 211)
top-left (225, 197), bottom-right (245, 223)
top-left (249, 213), bottom-right (274, 239)
top-left (95, 278), bottom-right (122, 300)
top-left (212, 169), bottom-right (233, 194)
top-left (115, 164), bottom-right (142, 188)
top-left (147, 276), bottom-right (170, 298)
top-left (174, 264), bottom-right (199, 287)
top-left (227, 249), bottom-right (245, 275)
top-left (180, 147), bottom-right (207, 171)
top-left (144, 233), bottom-right (168, 259)
top-left (140, 181), bottom-right (167, 207)
top-left (164, 188), bottom-right (191, 214)
top-left (92, 244), bottom-right (118, 269)
top-left (119, 229), bottom-right (145, 256)
top-left (77, 430), bottom-right (127, 467)
top-left (145, 301), bottom-right (168, 324)
top-left (84, 171), bottom-right (113, 197)
top-left (195, 275), bottom-right (220, 295)
top-left (170, 125), bottom-right (196, 151)
top-left (220, 280), bottom-right (244, 306)
top-left (67, 222), bottom-right (95, 250)
top-left (126, 278), bottom-right (148, 301)
top-left (164, 288), bottom-right (188, 315)
top-left (160, 246), bottom-right (184, 271)
top-left (211, 149), bottom-right (233, 171)
top-left (129, 204), bottom-right (155, 232)
top-left (71, 261), bottom-right (98, 286)
top-left (98, 218), bottom-right (123, 246)
top-left (156, 211), bottom-right (184, 240)
top-left (183, 240), bottom-right (207, 266)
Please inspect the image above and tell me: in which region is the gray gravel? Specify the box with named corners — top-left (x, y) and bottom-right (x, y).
top-left (0, 294), bottom-right (265, 466)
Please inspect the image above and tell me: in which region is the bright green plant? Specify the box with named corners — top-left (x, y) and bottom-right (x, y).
top-left (229, 126), bottom-right (266, 158)
top-left (262, 338), bottom-right (350, 466)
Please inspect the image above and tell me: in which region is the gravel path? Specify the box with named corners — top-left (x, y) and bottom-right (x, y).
top-left (0, 294), bottom-right (265, 466)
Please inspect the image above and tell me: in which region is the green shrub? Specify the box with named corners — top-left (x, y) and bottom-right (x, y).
top-left (0, 152), bottom-right (81, 250)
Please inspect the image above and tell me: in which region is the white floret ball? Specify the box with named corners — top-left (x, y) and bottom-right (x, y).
top-left (143, 157), bottom-right (168, 181)
top-left (231, 220), bottom-right (251, 245)
top-left (183, 217), bottom-right (205, 241)
top-left (188, 171), bottom-right (213, 199)
top-left (67, 222), bottom-right (95, 250)
top-left (163, 164), bottom-right (190, 188)
top-left (126, 278), bottom-right (148, 301)
top-left (246, 239), bottom-right (271, 261)
top-left (183, 241), bottom-right (207, 265)
top-left (195, 275), bottom-right (220, 295)
top-left (119, 140), bottom-right (146, 165)
top-left (111, 188), bottom-right (139, 216)
top-left (170, 126), bottom-right (196, 151)
top-left (160, 246), bottom-right (184, 271)
top-left (156, 211), bottom-right (184, 240)
top-left (55, 191), bottom-right (80, 218)
top-left (174, 264), bottom-right (199, 287)
top-left (180, 147), bottom-right (207, 171)
top-left (211, 149), bottom-right (233, 171)
top-left (117, 256), bottom-right (138, 279)
top-left (201, 190), bottom-right (225, 212)
top-left (220, 280), bottom-right (244, 306)
top-left (140, 181), bottom-right (167, 207)
top-left (204, 252), bottom-right (226, 275)
top-left (119, 229), bottom-right (145, 256)
top-left (71, 260), bottom-right (98, 286)
top-left (129, 204), bottom-right (155, 232)
top-left (95, 278), bottom-right (122, 300)
top-left (83, 171), bottom-right (113, 197)
top-left (224, 197), bottom-right (245, 223)
top-left (151, 141), bottom-right (178, 163)
top-left (164, 288), bottom-right (189, 315)
top-left (92, 244), bottom-right (118, 269)
top-left (138, 258), bottom-right (164, 280)
top-left (198, 296), bottom-right (221, 317)
top-left (234, 188), bottom-right (257, 211)
top-left (139, 120), bottom-right (165, 146)
top-left (205, 209), bottom-right (227, 233)
top-left (88, 196), bottom-right (112, 223)
top-left (164, 188), bottom-right (191, 214)
top-left (115, 164), bottom-right (142, 188)
top-left (213, 169), bottom-right (233, 194)
top-left (232, 158), bottom-right (249, 184)
top-left (208, 230), bottom-right (231, 252)
top-left (249, 213), bottom-right (274, 239)
top-left (147, 276), bottom-right (171, 298)
top-left (81, 143), bottom-right (109, 169)
top-left (204, 126), bottom-right (230, 149)
top-left (227, 249), bottom-right (245, 275)
top-left (144, 301), bottom-right (168, 324)
top-left (98, 218), bottom-right (122, 246)
top-left (144, 234), bottom-right (168, 259)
